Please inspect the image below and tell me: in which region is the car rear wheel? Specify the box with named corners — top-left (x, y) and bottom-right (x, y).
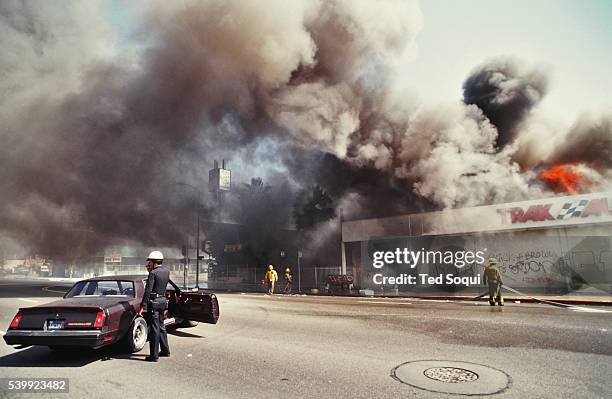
top-left (123, 316), bottom-right (148, 353)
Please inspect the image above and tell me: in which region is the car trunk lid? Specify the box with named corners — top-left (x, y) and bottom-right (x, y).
top-left (14, 306), bottom-right (105, 330)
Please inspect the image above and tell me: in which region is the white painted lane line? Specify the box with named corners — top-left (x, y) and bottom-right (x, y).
top-left (357, 300), bottom-right (411, 305)
top-left (570, 306), bottom-right (612, 313)
top-left (0, 330), bottom-right (6, 335)
top-left (19, 298), bottom-right (39, 303)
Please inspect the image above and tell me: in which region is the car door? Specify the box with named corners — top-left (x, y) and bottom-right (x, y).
top-left (176, 290), bottom-right (219, 324)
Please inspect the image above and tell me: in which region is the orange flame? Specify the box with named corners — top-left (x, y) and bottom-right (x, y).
top-left (540, 163), bottom-right (584, 194)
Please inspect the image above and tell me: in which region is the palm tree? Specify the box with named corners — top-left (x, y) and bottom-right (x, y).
top-left (293, 185), bottom-right (335, 231)
top-left (242, 178), bottom-right (270, 196)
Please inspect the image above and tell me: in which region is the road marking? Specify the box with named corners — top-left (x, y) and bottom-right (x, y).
top-left (357, 300), bottom-right (411, 305)
top-left (568, 305), bottom-right (612, 313)
top-left (42, 286), bottom-right (68, 294)
top-left (19, 298), bottom-right (39, 303)
top-left (569, 306), bottom-right (612, 313)
top-left (0, 330), bottom-right (6, 335)
top-left (376, 314), bottom-right (412, 316)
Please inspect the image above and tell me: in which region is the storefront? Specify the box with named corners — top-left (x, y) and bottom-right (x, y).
top-left (342, 192), bottom-right (612, 295)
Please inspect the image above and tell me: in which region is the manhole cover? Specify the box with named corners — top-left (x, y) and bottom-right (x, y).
top-left (423, 367), bottom-right (479, 383)
top-left (392, 360), bottom-right (511, 395)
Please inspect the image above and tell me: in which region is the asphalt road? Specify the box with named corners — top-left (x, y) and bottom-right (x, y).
top-left (0, 279), bottom-right (611, 398)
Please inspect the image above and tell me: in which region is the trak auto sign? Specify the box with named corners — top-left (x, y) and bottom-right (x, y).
top-left (496, 196), bottom-right (612, 225)
top-left (342, 192), bottom-right (612, 241)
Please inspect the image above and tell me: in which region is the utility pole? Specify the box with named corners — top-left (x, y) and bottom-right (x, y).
top-left (339, 208), bottom-right (346, 275)
top-left (175, 182), bottom-right (202, 289)
top-left (208, 159), bottom-right (231, 291)
top-left (297, 250), bottom-right (302, 293)
top-left (182, 244), bottom-right (188, 289)
top-left (195, 210), bottom-right (200, 289)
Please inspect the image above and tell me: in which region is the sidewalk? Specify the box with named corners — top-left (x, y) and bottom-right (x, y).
top-left (3, 275), bottom-right (611, 306)
top-left (362, 287), bottom-right (612, 306)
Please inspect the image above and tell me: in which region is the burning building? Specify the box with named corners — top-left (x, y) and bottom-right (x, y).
top-left (342, 192), bottom-right (612, 295)
top-left (0, 1), bottom-right (610, 281)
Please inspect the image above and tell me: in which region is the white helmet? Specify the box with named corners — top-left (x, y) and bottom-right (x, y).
top-left (147, 250), bottom-right (164, 263)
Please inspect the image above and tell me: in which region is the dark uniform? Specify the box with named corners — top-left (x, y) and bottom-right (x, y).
top-left (141, 265), bottom-right (170, 360)
top-left (283, 268), bottom-right (293, 294)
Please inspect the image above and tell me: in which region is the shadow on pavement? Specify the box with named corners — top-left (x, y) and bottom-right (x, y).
top-left (0, 344), bottom-right (150, 367)
top-left (168, 330), bottom-right (205, 338)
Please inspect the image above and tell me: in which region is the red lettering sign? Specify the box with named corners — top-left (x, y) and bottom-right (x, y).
top-left (509, 207), bottom-right (524, 223)
top-left (507, 204), bottom-right (554, 223)
top-left (499, 198), bottom-right (610, 224)
top-left (496, 209), bottom-right (508, 224)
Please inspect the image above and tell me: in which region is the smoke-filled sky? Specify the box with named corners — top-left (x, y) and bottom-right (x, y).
top-left (1, 0), bottom-right (611, 257)
top-left (107, 0), bottom-right (612, 125)
top-left (403, 0), bottom-right (612, 125)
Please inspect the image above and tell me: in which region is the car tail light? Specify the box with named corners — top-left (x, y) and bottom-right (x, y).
top-left (10, 312), bottom-right (22, 329)
top-left (93, 311), bottom-right (105, 328)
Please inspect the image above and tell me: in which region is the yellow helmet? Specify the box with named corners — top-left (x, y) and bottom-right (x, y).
top-left (285, 268), bottom-right (291, 273)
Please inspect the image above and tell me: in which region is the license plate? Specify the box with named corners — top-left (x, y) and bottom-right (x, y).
top-left (47, 320), bottom-right (65, 330)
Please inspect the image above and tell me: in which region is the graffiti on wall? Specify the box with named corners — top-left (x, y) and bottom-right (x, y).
top-left (360, 232), bottom-right (611, 293)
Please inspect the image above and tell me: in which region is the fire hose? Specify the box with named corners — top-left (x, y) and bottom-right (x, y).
top-left (473, 284), bottom-right (571, 309)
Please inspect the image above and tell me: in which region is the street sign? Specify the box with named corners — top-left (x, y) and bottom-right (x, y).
top-left (219, 169), bottom-right (231, 191)
top-left (104, 255), bottom-right (121, 263)
top-left (209, 167), bottom-right (231, 192)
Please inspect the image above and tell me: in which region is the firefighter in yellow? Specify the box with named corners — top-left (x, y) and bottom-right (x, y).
top-left (265, 264), bottom-right (279, 295)
top-left (483, 257), bottom-right (504, 306)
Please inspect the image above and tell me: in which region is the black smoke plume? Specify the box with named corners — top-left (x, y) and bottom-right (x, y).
top-left (463, 59), bottom-right (548, 149)
top-left (1, 1), bottom-right (609, 262)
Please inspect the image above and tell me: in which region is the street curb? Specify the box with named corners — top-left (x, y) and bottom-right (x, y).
top-left (401, 295), bottom-right (612, 307)
top-left (226, 291), bottom-right (612, 306)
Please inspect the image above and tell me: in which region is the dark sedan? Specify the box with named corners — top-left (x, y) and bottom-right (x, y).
top-left (3, 275), bottom-right (219, 352)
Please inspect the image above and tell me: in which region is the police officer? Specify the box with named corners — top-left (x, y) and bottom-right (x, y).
top-left (138, 250), bottom-right (170, 361)
top-left (483, 257), bottom-right (504, 306)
